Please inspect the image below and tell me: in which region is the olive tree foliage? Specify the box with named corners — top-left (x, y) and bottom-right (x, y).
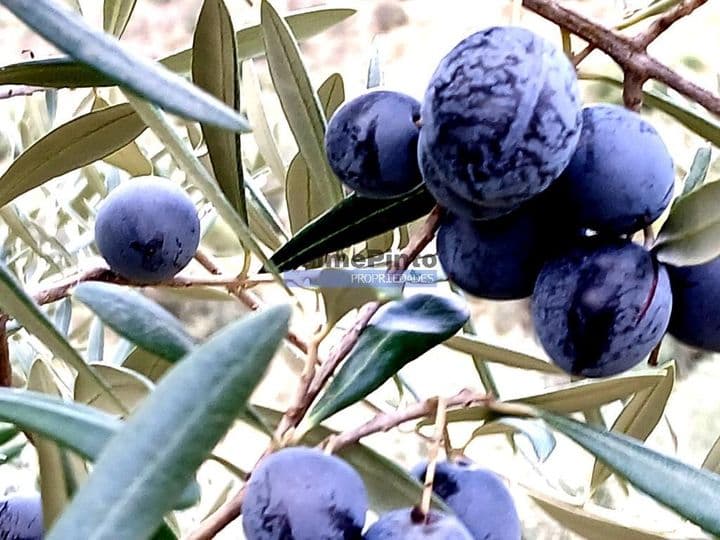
top-left (0, 0), bottom-right (717, 538)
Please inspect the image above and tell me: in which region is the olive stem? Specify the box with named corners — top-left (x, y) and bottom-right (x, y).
top-left (419, 397), bottom-right (447, 523)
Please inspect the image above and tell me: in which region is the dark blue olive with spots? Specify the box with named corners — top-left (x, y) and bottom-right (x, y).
top-left (411, 459), bottom-right (521, 540)
top-left (0, 495), bottom-right (43, 540)
top-left (419, 26), bottom-right (582, 219)
top-left (242, 447), bottom-right (368, 540)
top-left (324, 90), bottom-right (423, 199)
top-left (532, 239), bottom-right (672, 377)
top-left (95, 177), bottom-right (200, 284)
top-left (554, 104), bottom-right (675, 234)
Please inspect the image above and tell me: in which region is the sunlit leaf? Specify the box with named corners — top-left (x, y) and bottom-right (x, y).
top-left (0, 104), bottom-right (145, 208)
top-left (192, 0), bottom-right (246, 220)
top-left (445, 334), bottom-right (564, 374)
top-left (591, 363), bottom-right (675, 490)
top-left (103, 0), bottom-right (138, 37)
top-left (0, 0), bottom-right (249, 131)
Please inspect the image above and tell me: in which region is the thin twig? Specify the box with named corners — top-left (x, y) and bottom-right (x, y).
top-left (0, 314), bottom-right (10, 388)
top-left (419, 397), bottom-right (446, 523)
top-left (329, 389), bottom-right (490, 451)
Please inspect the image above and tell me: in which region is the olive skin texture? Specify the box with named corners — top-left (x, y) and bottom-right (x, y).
top-left (242, 447), bottom-right (368, 540)
top-left (554, 104), bottom-right (675, 234)
top-left (436, 193), bottom-right (571, 300)
top-left (667, 256), bottom-right (720, 351)
top-left (94, 177), bottom-right (200, 283)
top-left (0, 495), bottom-right (43, 540)
top-left (532, 239), bottom-right (672, 378)
top-left (364, 508), bottom-right (473, 540)
top-left (324, 90), bottom-right (423, 199)
top-left (411, 460), bottom-right (521, 540)
top-left (419, 26), bottom-right (582, 219)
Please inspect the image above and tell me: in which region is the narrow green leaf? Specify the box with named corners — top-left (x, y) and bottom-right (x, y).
top-left (127, 97), bottom-right (290, 294)
top-left (681, 147), bottom-right (712, 197)
top-left (261, 0), bottom-right (343, 220)
top-left (702, 433), bottom-right (720, 473)
top-left (529, 490), bottom-right (671, 540)
top-left (0, 385), bottom-right (199, 510)
top-left (92, 96), bottom-right (152, 176)
top-left (472, 417), bottom-right (556, 462)
top-left (309, 293), bottom-right (469, 426)
top-left (122, 347), bottom-right (172, 383)
top-left (579, 72), bottom-right (720, 147)
top-left (318, 72), bottom-right (345, 118)
top-left (445, 334), bottom-right (564, 374)
top-left (47, 305), bottom-right (291, 540)
top-left (0, 261), bottom-right (120, 408)
top-left (74, 364), bottom-right (153, 417)
top-left (0, 0), bottom-right (250, 132)
top-left (163, 7), bottom-right (357, 76)
top-left (0, 8), bottom-right (357, 88)
top-left (192, 0), bottom-right (246, 220)
top-left (284, 72), bottom-right (347, 232)
top-left (252, 406), bottom-right (450, 514)
top-left (591, 363), bottom-right (675, 490)
top-left (541, 411), bottom-right (720, 536)
top-left (617, 0), bottom-right (682, 30)
top-left (270, 185), bottom-right (436, 271)
top-left (87, 317), bottom-right (105, 363)
top-left (73, 282), bottom-right (195, 364)
top-left (28, 360), bottom-right (84, 530)
top-left (103, 0), bottom-right (138, 37)
top-left (243, 60), bottom-right (286, 185)
top-left (0, 104), bottom-right (145, 208)
top-left (655, 180), bottom-right (720, 265)
top-left (440, 371), bottom-right (666, 425)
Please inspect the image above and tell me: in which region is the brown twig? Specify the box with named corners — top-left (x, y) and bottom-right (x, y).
top-left (328, 389), bottom-right (489, 452)
top-left (29, 267), bottom-right (247, 307)
top-left (0, 314), bottom-right (11, 388)
top-left (522, 0), bottom-right (719, 115)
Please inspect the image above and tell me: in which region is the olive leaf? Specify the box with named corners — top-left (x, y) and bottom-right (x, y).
top-left (73, 282), bottom-right (195, 364)
top-left (590, 362), bottom-right (675, 490)
top-left (271, 185), bottom-right (436, 271)
top-left (541, 411), bottom-right (720, 536)
top-left (655, 180), bottom-right (720, 266)
top-left (308, 293), bottom-right (470, 426)
top-left (47, 305), bottom-right (290, 539)
top-left (192, 0), bottom-right (246, 220)
top-left (0, 104), bottom-right (146, 208)
top-left (0, 8), bottom-right (357, 88)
